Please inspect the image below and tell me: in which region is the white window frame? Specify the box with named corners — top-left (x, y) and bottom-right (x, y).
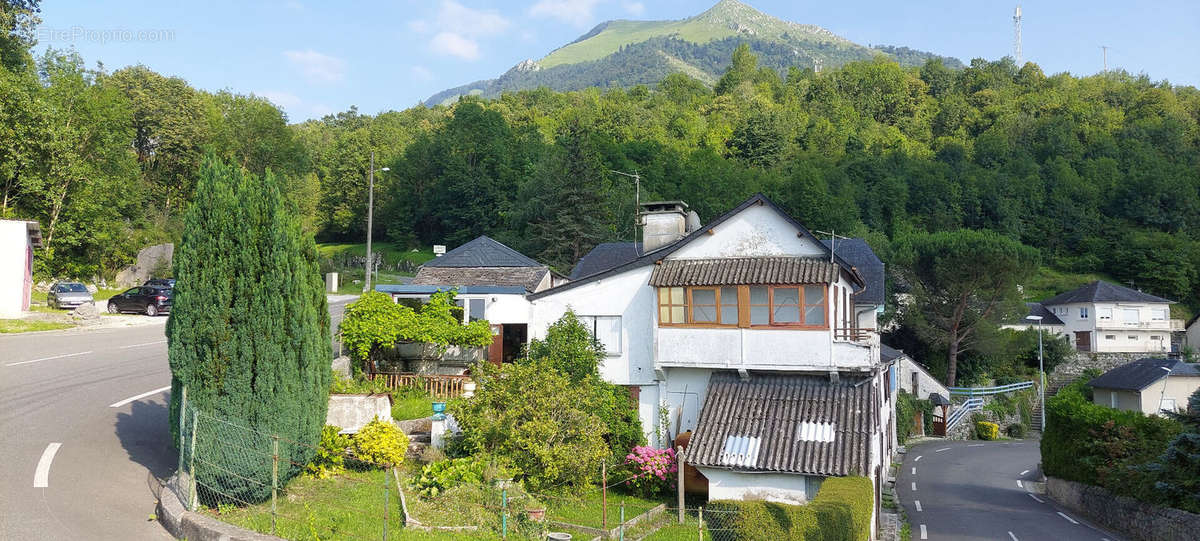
top-left (1123, 308), bottom-right (1140, 325)
top-left (1110, 391), bottom-right (1118, 409)
top-left (579, 315), bottom-right (622, 356)
top-left (1151, 308), bottom-right (1167, 321)
top-left (1098, 307), bottom-right (1113, 320)
top-left (1160, 397), bottom-right (1177, 413)
top-left (1105, 334), bottom-right (1116, 340)
top-left (1080, 307), bottom-right (1089, 319)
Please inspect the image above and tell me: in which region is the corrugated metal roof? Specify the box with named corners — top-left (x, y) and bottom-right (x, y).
top-left (411, 266), bottom-right (549, 292)
top-left (687, 372), bottom-right (877, 477)
top-left (648, 257), bottom-right (837, 287)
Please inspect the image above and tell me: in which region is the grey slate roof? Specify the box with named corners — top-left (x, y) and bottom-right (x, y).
top-left (1042, 281), bottom-right (1174, 306)
top-left (821, 238), bottom-right (884, 306)
top-left (411, 266), bottom-right (549, 292)
top-left (687, 371), bottom-right (877, 477)
top-left (422, 236), bottom-right (542, 268)
top-left (648, 257), bottom-right (837, 287)
top-left (1088, 358), bottom-right (1200, 391)
top-left (569, 242), bottom-right (643, 280)
top-left (880, 344), bottom-right (906, 363)
top-left (531, 194), bottom-right (864, 300)
top-left (1011, 302), bottom-right (1065, 326)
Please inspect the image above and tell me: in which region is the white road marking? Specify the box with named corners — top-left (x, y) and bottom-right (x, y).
top-left (968, 443), bottom-right (985, 447)
top-left (914, 500), bottom-right (922, 511)
top-left (1057, 512), bottom-right (1079, 524)
top-left (1028, 494), bottom-right (1044, 503)
top-left (914, 455), bottom-right (923, 462)
top-left (935, 447), bottom-right (950, 453)
top-left (1017, 480), bottom-right (1024, 488)
top-left (912, 467), bottom-right (916, 475)
top-left (912, 482), bottom-right (917, 491)
top-left (108, 385), bottom-right (172, 408)
top-left (33, 443), bottom-right (62, 487)
top-left (6, 351), bottom-right (91, 367)
top-left (1019, 469), bottom-right (1029, 476)
top-left (118, 340), bottom-right (167, 349)
top-left (919, 524), bottom-right (927, 539)
top-left (1008, 531), bottom-right (1018, 541)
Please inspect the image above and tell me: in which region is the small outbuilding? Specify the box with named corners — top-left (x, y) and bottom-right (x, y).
top-left (1088, 357), bottom-right (1200, 415)
top-left (0, 219), bottom-right (41, 319)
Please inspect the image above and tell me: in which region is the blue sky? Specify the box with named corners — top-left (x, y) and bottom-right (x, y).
top-left (35, 1), bottom-right (1200, 122)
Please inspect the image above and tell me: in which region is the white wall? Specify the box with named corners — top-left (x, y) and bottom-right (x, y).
top-left (1048, 301), bottom-right (1172, 353)
top-left (697, 468), bottom-right (815, 505)
top-left (0, 220), bottom-right (31, 319)
top-left (898, 356), bottom-right (949, 400)
top-left (668, 204), bottom-right (825, 259)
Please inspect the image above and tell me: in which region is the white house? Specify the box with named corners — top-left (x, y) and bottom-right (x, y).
top-left (376, 235), bottom-right (563, 366)
top-left (0, 219), bottom-right (41, 319)
top-left (1012, 281), bottom-right (1174, 353)
top-left (527, 195), bottom-right (894, 533)
top-left (1088, 358), bottom-right (1200, 415)
top-left (883, 344), bottom-right (949, 402)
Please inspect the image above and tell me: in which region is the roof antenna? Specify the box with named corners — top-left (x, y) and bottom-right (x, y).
top-left (815, 229), bottom-right (850, 264)
top-left (610, 169), bottom-right (642, 257)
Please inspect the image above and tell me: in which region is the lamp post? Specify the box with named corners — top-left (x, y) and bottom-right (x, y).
top-left (1026, 315), bottom-right (1045, 431)
top-left (363, 151), bottom-right (390, 293)
top-left (1158, 366), bottom-right (1173, 414)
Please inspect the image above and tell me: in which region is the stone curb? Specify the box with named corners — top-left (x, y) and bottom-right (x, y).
top-left (158, 474), bottom-right (282, 541)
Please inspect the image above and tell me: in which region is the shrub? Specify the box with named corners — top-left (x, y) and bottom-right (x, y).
top-left (411, 456), bottom-right (505, 498)
top-left (1006, 423), bottom-right (1028, 439)
top-left (352, 418), bottom-right (409, 467)
top-left (895, 391), bottom-right (933, 444)
top-left (975, 421), bottom-right (999, 440)
top-left (306, 425), bottom-right (352, 478)
top-left (707, 476), bottom-right (873, 540)
top-left (620, 446), bottom-right (677, 497)
top-left (338, 290), bottom-right (492, 372)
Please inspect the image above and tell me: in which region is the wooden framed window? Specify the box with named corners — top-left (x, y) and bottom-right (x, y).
top-left (686, 287), bottom-right (739, 326)
top-left (805, 285), bottom-right (826, 326)
top-left (772, 286), bottom-right (802, 324)
top-left (658, 287), bottom-right (687, 325)
top-left (749, 286), bottom-right (770, 325)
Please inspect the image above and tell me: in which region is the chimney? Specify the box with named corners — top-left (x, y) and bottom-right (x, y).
top-left (639, 200), bottom-right (690, 252)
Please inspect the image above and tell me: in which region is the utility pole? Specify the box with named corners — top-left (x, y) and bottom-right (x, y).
top-left (1101, 45), bottom-right (1109, 72)
top-left (364, 151), bottom-right (375, 293)
top-left (1013, 5), bottom-right (1023, 65)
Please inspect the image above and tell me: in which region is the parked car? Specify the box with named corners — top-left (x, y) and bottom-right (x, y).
top-left (47, 281), bottom-right (94, 309)
top-left (107, 285), bottom-right (172, 316)
top-left (144, 278), bottom-right (176, 288)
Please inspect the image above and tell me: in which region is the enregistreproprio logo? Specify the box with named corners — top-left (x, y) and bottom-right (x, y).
top-left (38, 27), bottom-right (176, 44)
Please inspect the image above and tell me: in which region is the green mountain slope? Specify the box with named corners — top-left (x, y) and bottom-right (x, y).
top-left (426, 0), bottom-right (961, 106)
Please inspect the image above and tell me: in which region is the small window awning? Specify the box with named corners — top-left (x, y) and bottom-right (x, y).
top-left (648, 257), bottom-right (837, 287)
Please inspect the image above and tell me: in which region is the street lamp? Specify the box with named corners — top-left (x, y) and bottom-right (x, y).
top-left (1026, 315), bottom-right (1045, 431)
top-left (1158, 365), bottom-right (1173, 414)
top-left (364, 150), bottom-right (390, 293)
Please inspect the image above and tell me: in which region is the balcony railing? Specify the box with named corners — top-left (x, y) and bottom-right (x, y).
top-left (365, 372), bottom-right (471, 398)
top-left (834, 327), bottom-right (876, 342)
top-left (1095, 320), bottom-right (1170, 330)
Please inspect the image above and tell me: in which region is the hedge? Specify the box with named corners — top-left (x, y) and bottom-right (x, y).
top-left (975, 421), bottom-right (999, 440)
top-left (895, 391), bottom-right (933, 444)
top-left (707, 476), bottom-right (873, 540)
top-left (1042, 380), bottom-right (1181, 500)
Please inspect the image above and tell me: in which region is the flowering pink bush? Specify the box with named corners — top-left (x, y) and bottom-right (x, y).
top-left (621, 446), bottom-right (678, 496)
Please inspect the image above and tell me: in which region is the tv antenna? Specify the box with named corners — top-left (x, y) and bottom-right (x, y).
top-left (1013, 5), bottom-right (1023, 65)
top-left (1100, 45), bottom-right (1110, 72)
top-left (815, 229), bottom-right (850, 264)
top-left (610, 169), bottom-right (642, 256)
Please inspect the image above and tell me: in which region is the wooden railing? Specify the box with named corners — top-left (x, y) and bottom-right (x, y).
top-left (366, 372), bottom-right (472, 398)
top-left (834, 327), bottom-right (875, 342)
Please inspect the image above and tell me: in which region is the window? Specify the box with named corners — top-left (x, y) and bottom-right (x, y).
top-left (579, 315), bottom-right (622, 355)
top-left (658, 287), bottom-right (687, 325)
top-left (1110, 391), bottom-right (1117, 409)
top-left (1160, 398), bottom-right (1177, 413)
top-left (749, 286), bottom-right (770, 325)
top-left (1098, 307), bottom-right (1113, 320)
top-left (1105, 334), bottom-right (1116, 340)
top-left (1128, 335), bottom-right (1138, 340)
top-left (772, 287), bottom-right (802, 324)
top-left (1080, 307), bottom-right (1089, 319)
top-left (687, 287), bottom-right (739, 325)
top-left (1123, 308), bottom-right (1140, 323)
top-left (804, 285), bottom-right (826, 325)
top-left (1151, 335), bottom-right (1162, 341)
top-left (1151, 309), bottom-right (1167, 321)
top-left (468, 299), bottom-right (485, 321)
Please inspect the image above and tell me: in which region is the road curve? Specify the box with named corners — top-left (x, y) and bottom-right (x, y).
top-left (898, 439), bottom-right (1122, 541)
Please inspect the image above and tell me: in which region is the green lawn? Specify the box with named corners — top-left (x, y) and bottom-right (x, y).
top-left (392, 394), bottom-right (434, 421)
top-left (317, 242), bottom-right (435, 269)
top-left (542, 489), bottom-right (666, 530)
top-left (0, 319), bottom-right (73, 333)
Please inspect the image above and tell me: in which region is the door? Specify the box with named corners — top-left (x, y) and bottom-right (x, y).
top-left (932, 405), bottom-right (947, 436)
top-left (488, 324), bottom-right (503, 366)
top-left (1075, 331), bottom-right (1092, 352)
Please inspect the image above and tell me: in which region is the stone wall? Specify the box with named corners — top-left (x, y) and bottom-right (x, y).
top-left (1047, 476), bottom-right (1200, 541)
top-left (1048, 352), bottom-right (1148, 394)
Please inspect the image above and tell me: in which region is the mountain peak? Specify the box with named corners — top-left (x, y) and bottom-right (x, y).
top-left (690, 0), bottom-right (843, 42)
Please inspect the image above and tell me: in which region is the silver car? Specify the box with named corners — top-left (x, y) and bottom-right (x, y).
top-left (48, 281), bottom-right (94, 309)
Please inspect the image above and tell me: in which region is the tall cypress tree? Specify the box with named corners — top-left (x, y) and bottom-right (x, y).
top-left (168, 157), bottom-right (330, 503)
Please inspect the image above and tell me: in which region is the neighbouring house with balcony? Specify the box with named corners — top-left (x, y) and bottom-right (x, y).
top-left (375, 235), bottom-right (565, 371)
top-left (527, 194), bottom-right (895, 530)
top-left (1011, 281), bottom-right (1175, 353)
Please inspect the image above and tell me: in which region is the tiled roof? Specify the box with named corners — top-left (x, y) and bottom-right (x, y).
top-left (687, 372), bottom-right (876, 477)
top-left (648, 257), bottom-right (837, 287)
top-left (411, 266), bottom-right (549, 292)
top-left (423, 236), bottom-right (542, 268)
top-left (1043, 281), bottom-right (1174, 305)
top-left (1088, 358), bottom-right (1200, 391)
top-left (821, 238), bottom-right (884, 306)
top-left (569, 242), bottom-right (643, 280)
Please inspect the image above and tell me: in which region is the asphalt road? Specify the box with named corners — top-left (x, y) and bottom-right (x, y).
top-left (898, 439), bottom-right (1122, 541)
top-left (0, 296), bottom-right (354, 540)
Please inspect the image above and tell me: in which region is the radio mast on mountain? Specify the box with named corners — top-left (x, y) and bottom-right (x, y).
top-left (1013, 5), bottom-right (1023, 65)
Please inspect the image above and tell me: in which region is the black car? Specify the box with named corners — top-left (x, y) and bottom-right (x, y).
top-left (144, 278), bottom-right (176, 288)
top-left (108, 285), bottom-right (172, 316)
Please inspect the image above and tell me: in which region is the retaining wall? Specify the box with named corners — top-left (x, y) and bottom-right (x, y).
top-left (1046, 476), bottom-right (1200, 541)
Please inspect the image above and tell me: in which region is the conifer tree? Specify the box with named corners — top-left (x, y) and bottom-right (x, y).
top-left (167, 156), bottom-right (331, 503)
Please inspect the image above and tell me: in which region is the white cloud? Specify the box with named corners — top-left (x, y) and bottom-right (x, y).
top-left (439, 0), bottom-right (509, 37)
top-left (430, 32), bottom-right (480, 60)
top-left (529, 0), bottom-right (603, 27)
top-left (282, 50), bottom-right (346, 84)
top-left (624, 1), bottom-right (644, 16)
top-left (259, 90), bottom-right (303, 110)
top-left (410, 65), bottom-right (434, 82)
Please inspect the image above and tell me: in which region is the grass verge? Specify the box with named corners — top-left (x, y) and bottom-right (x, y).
top-left (392, 394), bottom-right (434, 421)
top-left (542, 489), bottom-right (666, 530)
top-left (0, 319), bottom-right (73, 333)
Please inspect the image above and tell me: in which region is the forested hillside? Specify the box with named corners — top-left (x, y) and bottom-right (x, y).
top-left (3, 0), bottom-right (1199, 318)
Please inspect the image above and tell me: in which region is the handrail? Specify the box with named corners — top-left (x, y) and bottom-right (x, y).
top-left (946, 398), bottom-right (983, 430)
top-left (947, 381), bottom-right (1034, 396)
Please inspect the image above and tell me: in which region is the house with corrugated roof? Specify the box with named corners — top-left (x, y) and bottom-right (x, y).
top-left (527, 194), bottom-right (895, 522)
top-left (376, 235), bottom-right (564, 366)
top-left (1088, 357), bottom-right (1200, 415)
top-left (1011, 281), bottom-right (1174, 353)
